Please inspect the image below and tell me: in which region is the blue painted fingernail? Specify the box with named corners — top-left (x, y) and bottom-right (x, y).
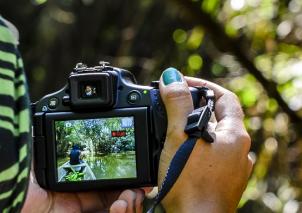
top-left (162, 67), bottom-right (182, 85)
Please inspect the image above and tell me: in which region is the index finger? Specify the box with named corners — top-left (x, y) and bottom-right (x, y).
top-left (184, 76), bottom-right (245, 132)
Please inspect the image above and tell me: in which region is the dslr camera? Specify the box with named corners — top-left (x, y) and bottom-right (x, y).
top-left (32, 62), bottom-right (212, 191)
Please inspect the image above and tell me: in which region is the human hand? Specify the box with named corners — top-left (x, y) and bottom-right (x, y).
top-left (158, 68), bottom-right (253, 213)
top-left (21, 172), bottom-right (145, 213)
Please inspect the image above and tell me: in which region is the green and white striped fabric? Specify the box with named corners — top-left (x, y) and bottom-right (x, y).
top-left (0, 16), bottom-right (31, 213)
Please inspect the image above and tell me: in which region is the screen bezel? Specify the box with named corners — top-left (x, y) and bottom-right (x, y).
top-left (44, 107), bottom-right (151, 191)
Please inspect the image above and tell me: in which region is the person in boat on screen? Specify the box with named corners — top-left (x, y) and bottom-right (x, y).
top-left (69, 144), bottom-right (83, 165)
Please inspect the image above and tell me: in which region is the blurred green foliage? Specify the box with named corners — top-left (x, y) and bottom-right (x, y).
top-left (1, 0), bottom-right (302, 212)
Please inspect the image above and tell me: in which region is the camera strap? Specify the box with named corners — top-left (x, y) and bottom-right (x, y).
top-left (147, 87), bottom-right (215, 213)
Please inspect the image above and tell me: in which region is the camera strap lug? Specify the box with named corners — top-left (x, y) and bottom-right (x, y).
top-left (184, 106), bottom-right (214, 142)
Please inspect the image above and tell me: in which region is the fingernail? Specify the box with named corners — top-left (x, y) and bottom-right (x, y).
top-left (162, 67), bottom-right (182, 85)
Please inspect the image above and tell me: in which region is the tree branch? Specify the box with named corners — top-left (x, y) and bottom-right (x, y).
top-left (169, 0), bottom-right (302, 124)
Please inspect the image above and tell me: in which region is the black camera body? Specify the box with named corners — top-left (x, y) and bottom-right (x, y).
top-left (32, 62), bottom-right (204, 191)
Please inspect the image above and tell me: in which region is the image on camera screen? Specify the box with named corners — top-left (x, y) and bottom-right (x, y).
top-left (55, 116), bottom-right (137, 182)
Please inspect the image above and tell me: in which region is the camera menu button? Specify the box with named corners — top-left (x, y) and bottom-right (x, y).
top-left (48, 97), bottom-right (59, 109)
top-left (127, 90), bottom-right (141, 104)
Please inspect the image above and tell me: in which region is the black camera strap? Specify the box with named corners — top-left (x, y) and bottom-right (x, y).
top-left (147, 87), bottom-right (215, 213)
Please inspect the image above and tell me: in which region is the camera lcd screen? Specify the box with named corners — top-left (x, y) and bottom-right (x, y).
top-left (55, 116), bottom-right (137, 183)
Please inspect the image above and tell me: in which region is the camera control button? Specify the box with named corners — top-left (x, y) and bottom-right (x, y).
top-left (62, 95), bottom-right (70, 105)
top-left (150, 81), bottom-right (159, 89)
top-left (48, 97), bottom-right (59, 109)
top-left (127, 91), bottom-right (141, 104)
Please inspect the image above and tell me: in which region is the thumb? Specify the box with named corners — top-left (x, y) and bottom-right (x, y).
top-left (110, 200), bottom-right (127, 213)
top-left (159, 68), bottom-right (194, 153)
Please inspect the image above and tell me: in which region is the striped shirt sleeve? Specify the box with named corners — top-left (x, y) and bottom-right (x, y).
top-left (0, 16), bottom-right (31, 213)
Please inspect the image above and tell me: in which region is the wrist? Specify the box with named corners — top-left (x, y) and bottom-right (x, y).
top-left (162, 199), bottom-right (232, 213)
top-left (162, 192), bottom-right (236, 213)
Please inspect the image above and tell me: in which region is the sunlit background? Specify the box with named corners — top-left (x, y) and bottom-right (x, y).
top-left (1, 0), bottom-right (302, 212)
